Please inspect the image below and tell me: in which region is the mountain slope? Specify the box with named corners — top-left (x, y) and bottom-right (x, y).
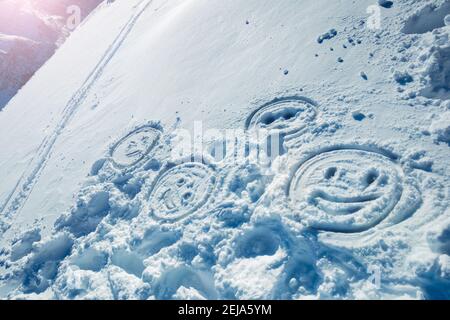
top-left (0, 0), bottom-right (103, 110)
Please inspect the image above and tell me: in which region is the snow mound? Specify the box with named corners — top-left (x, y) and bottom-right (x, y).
top-left (402, 1), bottom-right (450, 34)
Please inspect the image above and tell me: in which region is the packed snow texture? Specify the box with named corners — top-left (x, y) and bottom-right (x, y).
top-left (0, 0), bottom-right (449, 300)
top-left (0, 0), bottom-right (103, 110)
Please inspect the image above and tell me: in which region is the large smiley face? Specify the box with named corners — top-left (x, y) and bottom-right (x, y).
top-left (149, 163), bottom-right (216, 221)
top-left (288, 148), bottom-right (408, 233)
top-left (111, 126), bottom-right (161, 167)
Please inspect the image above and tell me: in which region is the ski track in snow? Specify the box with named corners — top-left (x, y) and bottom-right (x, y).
top-left (0, 0), bottom-right (155, 232)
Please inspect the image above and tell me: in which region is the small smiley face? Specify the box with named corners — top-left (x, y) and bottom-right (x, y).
top-left (289, 149), bottom-right (404, 233)
top-left (111, 127), bottom-right (160, 167)
top-left (149, 163), bottom-right (216, 221)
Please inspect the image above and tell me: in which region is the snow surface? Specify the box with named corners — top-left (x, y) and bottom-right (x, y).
top-left (0, 0), bottom-right (449, 300)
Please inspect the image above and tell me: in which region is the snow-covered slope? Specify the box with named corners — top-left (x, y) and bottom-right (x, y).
top-left (0, 0), bottom-right (103, 110)
top-left (0, 0), bottom-right (449, 299)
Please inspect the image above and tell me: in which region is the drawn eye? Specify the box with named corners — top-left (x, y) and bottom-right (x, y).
top-left (282, 110), bottom-right (297, 120)
top-left (176, 178), bottom-right (186, 186)
top-left (261, 113), bottom-right (276, 125)
top-left (324, 167), bottom-right (337, 179)
top-left (181, 192), bottom-right (194, 204)
top-left (364, 169), bottom-right (379, 187)
top-left (127, 141), bottom-right (138, 149)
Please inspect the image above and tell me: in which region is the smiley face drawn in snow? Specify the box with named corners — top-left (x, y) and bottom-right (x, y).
top-left (245, 97), bottom-right (317, 139)
top-left (288, 148), bottom-right (411, 233)
top-left (111, 126), bottom-right (161, 167)
top-left (149, 163), bottom-right (216, 221)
